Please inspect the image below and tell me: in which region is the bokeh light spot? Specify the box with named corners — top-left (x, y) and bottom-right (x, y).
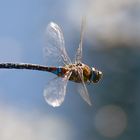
top-left (94, 105), bottom-right (127, 138)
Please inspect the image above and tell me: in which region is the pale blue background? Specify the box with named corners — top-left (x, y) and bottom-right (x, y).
top-left (0, 0), bottom-right (140, 140)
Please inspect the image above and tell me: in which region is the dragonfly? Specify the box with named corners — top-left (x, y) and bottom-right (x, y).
top-left (0, 18), bottom-right (102, 107)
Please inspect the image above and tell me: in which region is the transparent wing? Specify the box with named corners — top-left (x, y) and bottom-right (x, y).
top-left (78, 82), bottom-right (92, 106)
top-left (43, 71), bottom-right (72, 107)
top-left (75, 17), bottom-right (86, 63)
top-left (44, 22), bottom-right (71, 66)
top-left (77, 67), bottom-right (92, 106)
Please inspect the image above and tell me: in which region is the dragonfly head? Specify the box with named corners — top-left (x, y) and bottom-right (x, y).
top-left (90, 67), bottom-right (103, 83)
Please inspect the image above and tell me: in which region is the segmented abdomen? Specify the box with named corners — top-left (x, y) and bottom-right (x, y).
top-left (48, 67), bottom-right (68, 77)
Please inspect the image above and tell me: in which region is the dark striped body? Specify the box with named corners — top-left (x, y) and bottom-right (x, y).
top-left (0, 62), bottom-right (91, 82)
top-left (0, 63), bottom-right (67, 76)
top-left (0, 62), bottom-right (102, 83)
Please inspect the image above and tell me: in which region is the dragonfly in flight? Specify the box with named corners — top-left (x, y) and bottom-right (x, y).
top-left (0, 18), bottom-right (102, 107)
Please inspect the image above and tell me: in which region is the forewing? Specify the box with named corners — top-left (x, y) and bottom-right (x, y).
top-left (75, 17), bottom-right (86, 63)
top-left (43, 71), bottom-right (72, 107)
top-left (44, 22), bottom-right (71, 66)
top-left (77, 67), bottom-right (92, 106)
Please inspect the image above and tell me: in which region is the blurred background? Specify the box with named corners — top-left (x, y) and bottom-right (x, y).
top-left (0, 0), bottom-right (140, 140)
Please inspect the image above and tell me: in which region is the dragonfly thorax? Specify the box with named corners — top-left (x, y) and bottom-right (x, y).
top-left (64, 63), bottom-right (92, 83)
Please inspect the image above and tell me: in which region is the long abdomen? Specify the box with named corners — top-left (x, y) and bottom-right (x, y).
top-left (0, 63), bottom-right (67, 76)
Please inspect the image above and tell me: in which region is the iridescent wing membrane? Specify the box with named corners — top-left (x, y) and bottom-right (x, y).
top-left (44, 22), bottom-right (71, 66)
top-left (77, 67), bottom-right (92, 106)
top-left (44, 71), bottom-right (72, 107)
top-left (75, 17), bottom-right (92, 105)
top-left (43, 22), bottom-right (72, 107)
top-left (75, 16), bottom-right (86, 64)
top-left (44, 18), bottom-right (92, 107)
